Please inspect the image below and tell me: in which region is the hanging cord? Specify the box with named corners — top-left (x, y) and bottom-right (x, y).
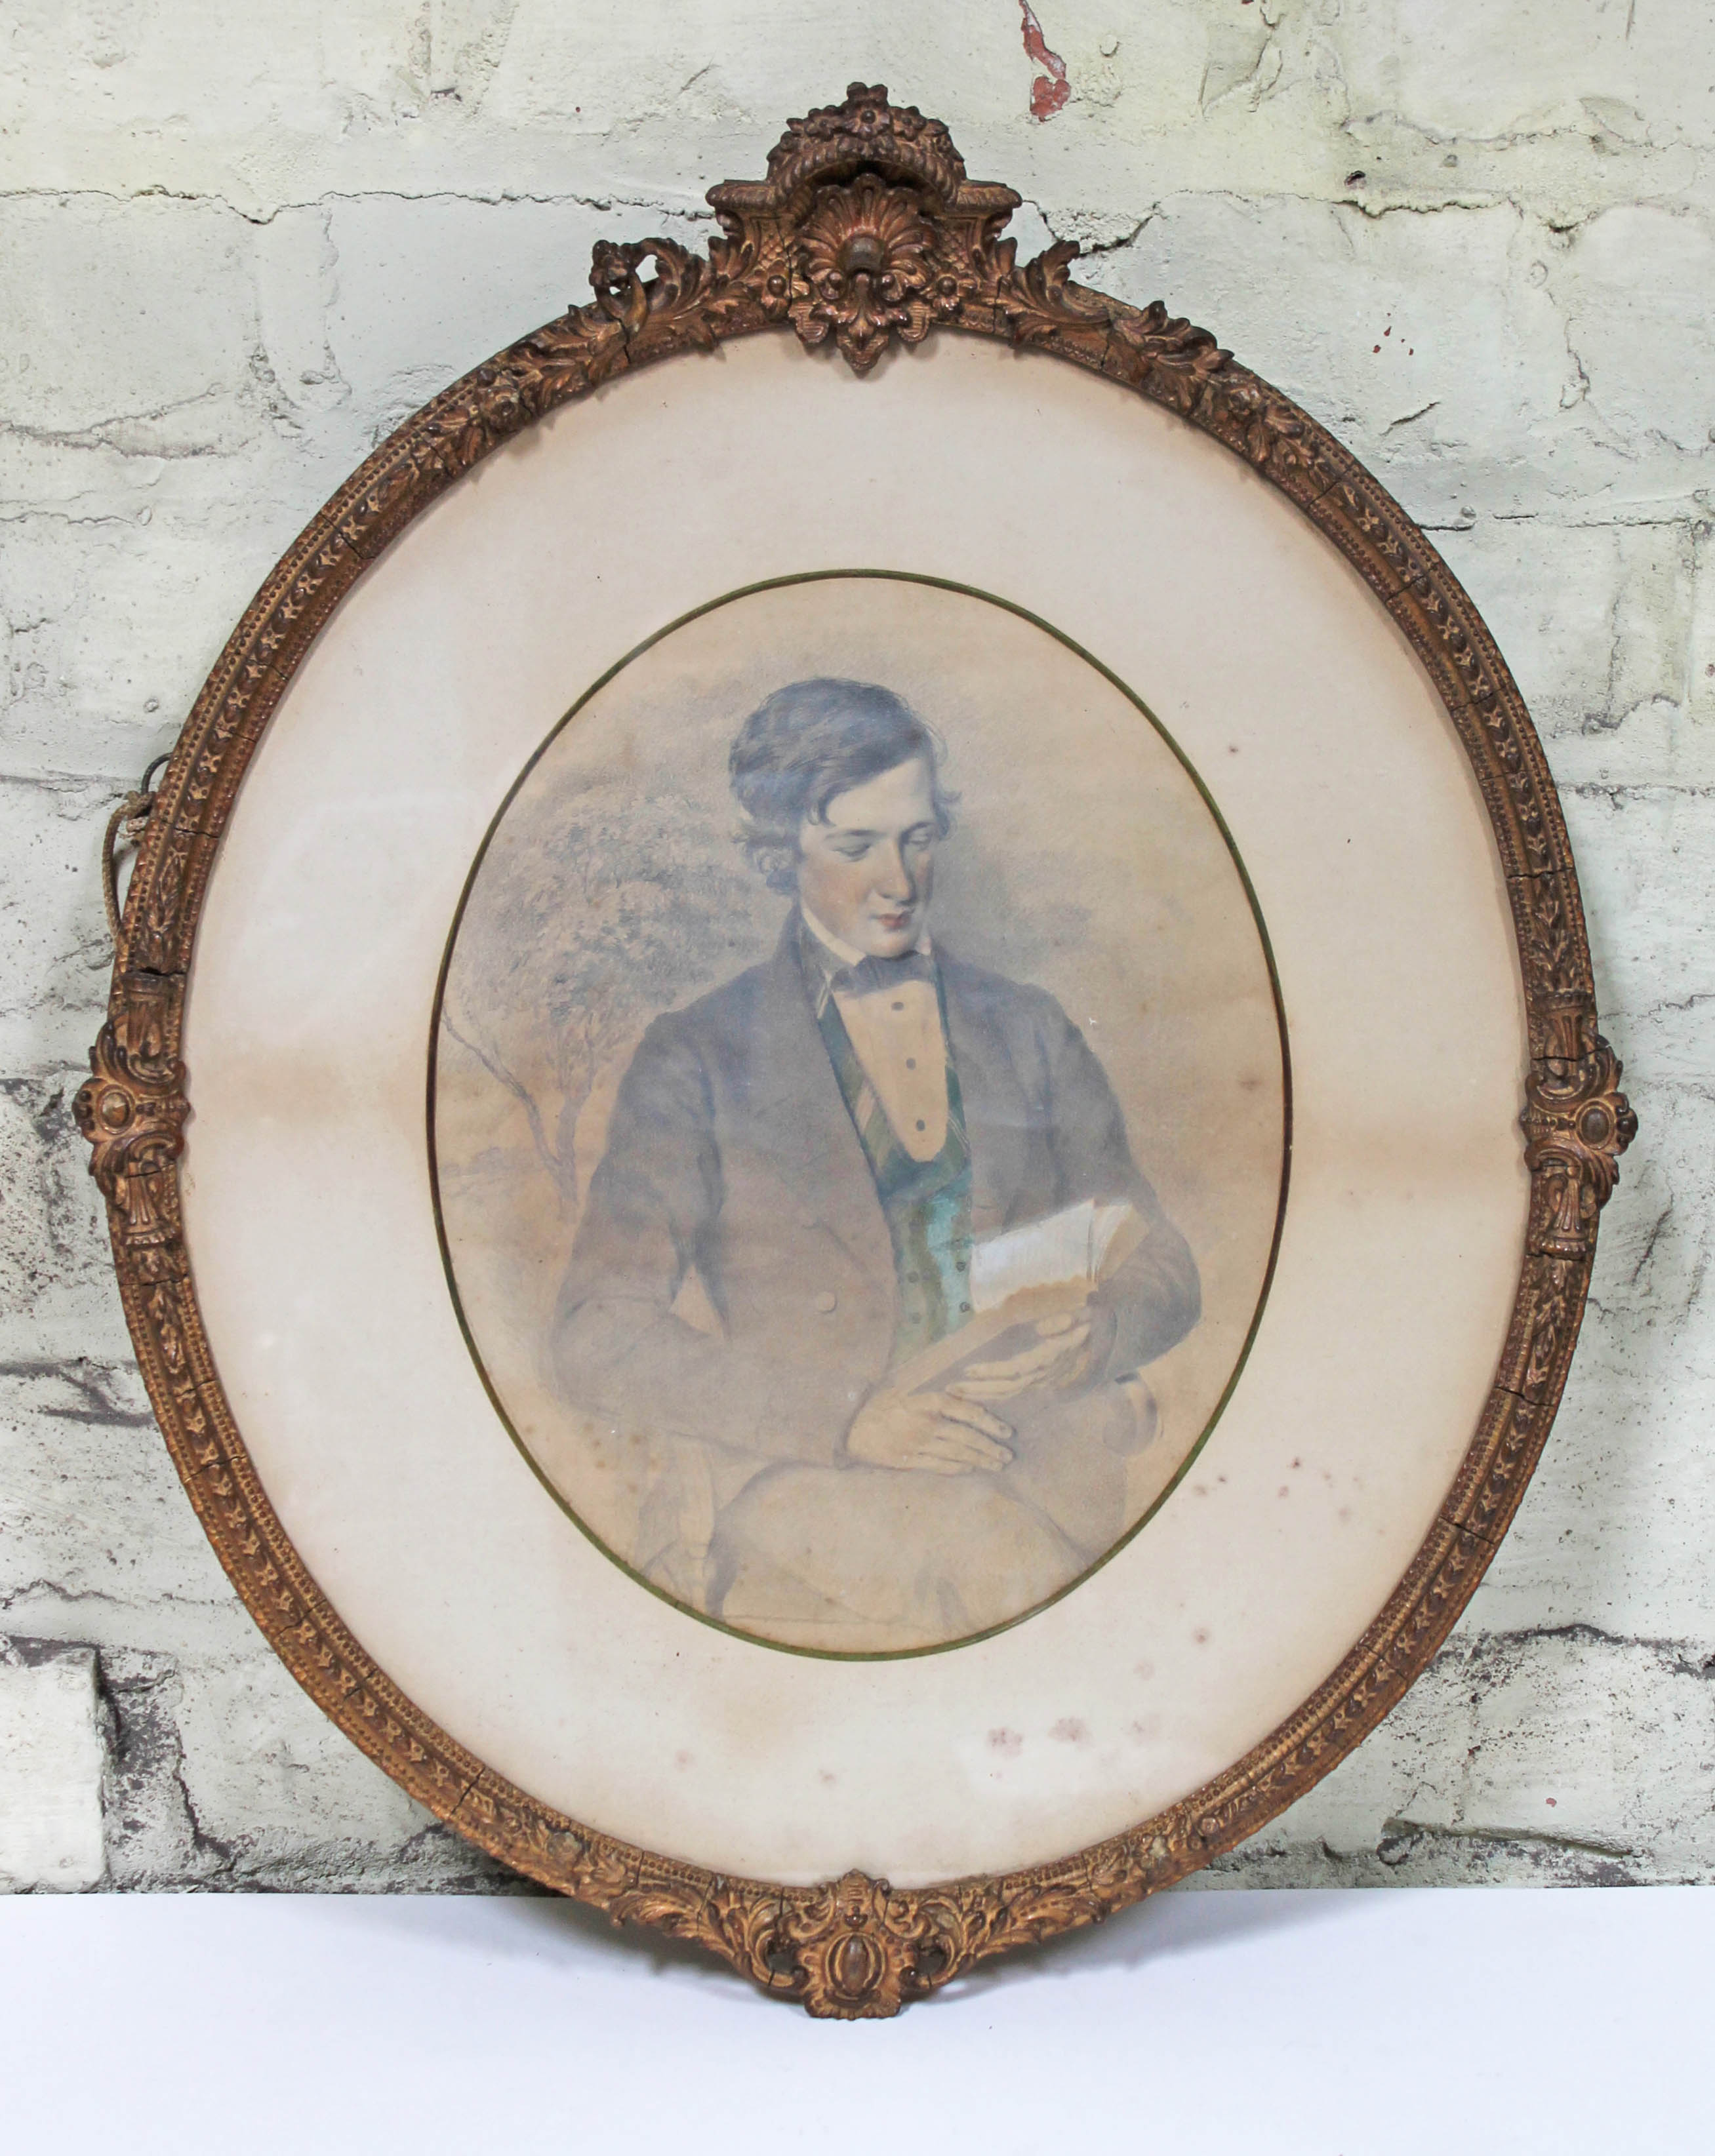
top-left (101, 751), bottom-right (172, 958)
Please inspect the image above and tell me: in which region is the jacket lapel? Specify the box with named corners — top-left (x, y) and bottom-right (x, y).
top-left (940, 955), bottom-right (1031, 1237)
top-left (742, 921), bottom-right (895, 1279)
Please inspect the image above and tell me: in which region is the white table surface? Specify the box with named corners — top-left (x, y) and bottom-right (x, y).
top-left (3, 1885), bottom-right (1708, 2153)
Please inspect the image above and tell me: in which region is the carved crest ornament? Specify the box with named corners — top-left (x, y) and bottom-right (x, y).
top-left (78, 87), bottom-right (1632, 2016)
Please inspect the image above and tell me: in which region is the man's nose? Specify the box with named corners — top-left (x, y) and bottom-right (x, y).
top-left (874, 841), bottom-right (914, 900)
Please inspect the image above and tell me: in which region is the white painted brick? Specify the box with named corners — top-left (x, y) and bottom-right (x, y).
top-left (252, 206), bottom-right (348, 423)
top-left (0, 1085), bottom-right (121, 1378)
top-left (0, 196), bottom-right (258, 454)
top-left (1563, 784), bottom-right (1715, 1087)
top-left (0, 1646), bottom-right (106, 1891)
top-left (169, 1647), bottom-right (437, 1857)
top-left (1330, 0), bottom-right (1715, 151)
top-left (0, 1369), bottom-right (233, 1635)
top-left (322, 193), bottom-right (712, 421)
top-left (1551, 203), bottom-right (1715, 454)
top-left (0, 519), bottom-right (205, 782)
top-left (0, 4), bottom-right (426, 200)
top-left (1438, 518), bottom-right (1699, 791)
top-left (0, 1), bottom-right (1697, 226)
top-left (1457, 1633), bottom-right (1715, 1868)
top-left (1203, 1629), bottom-right (1715, 1885)
top-left (0, 775), bottom-right (119, 1082)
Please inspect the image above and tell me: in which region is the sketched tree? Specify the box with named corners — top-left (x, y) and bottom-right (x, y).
top-left (441, 767), bottom-right (771, 1212)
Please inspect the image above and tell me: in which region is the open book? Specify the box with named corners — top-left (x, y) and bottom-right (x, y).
top-left (890, 1198), bottom-right (1147, 1395)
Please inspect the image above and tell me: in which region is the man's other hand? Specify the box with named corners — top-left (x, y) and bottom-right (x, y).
top-left (950, 1310), bottom-right (1097, 1402)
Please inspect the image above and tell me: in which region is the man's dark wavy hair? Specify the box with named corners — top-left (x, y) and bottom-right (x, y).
top-left (729, 677), bottom-right (957, 895)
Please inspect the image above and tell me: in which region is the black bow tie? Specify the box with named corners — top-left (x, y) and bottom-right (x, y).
top-left (827, 949), bottom-right (937, 999)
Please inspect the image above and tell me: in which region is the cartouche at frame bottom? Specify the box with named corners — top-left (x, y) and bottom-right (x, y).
top-left (75, 85), bottom-right (1634, 2016)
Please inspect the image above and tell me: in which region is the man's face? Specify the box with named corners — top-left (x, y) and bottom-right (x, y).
top-left (796, 754), bottom-right (938, 959)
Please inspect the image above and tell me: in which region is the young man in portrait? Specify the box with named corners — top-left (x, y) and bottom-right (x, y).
top-left (553, 678), bottom-right (1200, 1648)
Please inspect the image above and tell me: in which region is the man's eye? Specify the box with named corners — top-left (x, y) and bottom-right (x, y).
top-left (832, 842), bottom-right (870, 860)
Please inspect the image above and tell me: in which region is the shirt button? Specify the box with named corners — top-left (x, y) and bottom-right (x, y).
top-left (915, 1119), bottom-right (927, 1132)
top-left (813, 1290), bottom-right (837, 1313)
top-left (905, 1057), bottom-right (916, 1069)
top-left (960, 1302), bottom-right (972, 1314)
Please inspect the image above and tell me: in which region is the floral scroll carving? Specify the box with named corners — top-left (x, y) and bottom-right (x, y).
top-left (78, 83), bottom-right (1635, 2017)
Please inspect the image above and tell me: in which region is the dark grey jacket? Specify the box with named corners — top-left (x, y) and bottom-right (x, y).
top-left (553, 919), bottom-right (1200, 1466)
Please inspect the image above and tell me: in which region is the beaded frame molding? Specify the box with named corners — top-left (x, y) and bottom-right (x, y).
top-left (77, 87), bottom-right (1634, 2017)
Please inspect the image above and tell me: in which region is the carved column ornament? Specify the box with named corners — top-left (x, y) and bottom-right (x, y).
top-left (1524, 998), bottom-right (1638, 1259)
top-left (75, 84), bottom-right (1634, 2018)
top-left (73, 971), bottom-right (189, 1273)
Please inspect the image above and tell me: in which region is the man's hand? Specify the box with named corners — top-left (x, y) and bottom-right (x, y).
top-left (950, 1309), bottom-right (1102, 1403)
top-left (845, 1387), bottom-right (1014, 1475)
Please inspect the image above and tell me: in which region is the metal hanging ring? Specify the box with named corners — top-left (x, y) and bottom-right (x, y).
top-left (100, 750), bottom-right (172, 958)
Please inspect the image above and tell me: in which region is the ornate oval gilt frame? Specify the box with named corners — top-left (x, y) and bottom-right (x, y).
top-left (77, 86), bottom-right (1634, 2017)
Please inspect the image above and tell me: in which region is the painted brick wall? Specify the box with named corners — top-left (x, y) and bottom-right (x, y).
top-left (3, 0), bottom-right (1708, 1893)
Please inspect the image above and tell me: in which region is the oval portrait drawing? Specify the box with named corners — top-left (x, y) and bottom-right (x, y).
top-left (431, 572), bottom-right (1288, 1655)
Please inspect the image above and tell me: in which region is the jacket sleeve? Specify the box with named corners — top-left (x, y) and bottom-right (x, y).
top-left (1038, 999), bottom-right (1202, 1372)
top-left (551, 1014), bottom-right (863, 1465)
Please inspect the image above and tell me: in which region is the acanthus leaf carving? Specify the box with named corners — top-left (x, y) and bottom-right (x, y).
top-left (590, 236), bottom-right (733, 352)
top-left (998, 235), bottom-right (1115, 355)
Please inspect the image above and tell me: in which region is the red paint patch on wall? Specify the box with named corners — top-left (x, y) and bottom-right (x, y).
top-left (1019, 0), bottom-right (1070, 119)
